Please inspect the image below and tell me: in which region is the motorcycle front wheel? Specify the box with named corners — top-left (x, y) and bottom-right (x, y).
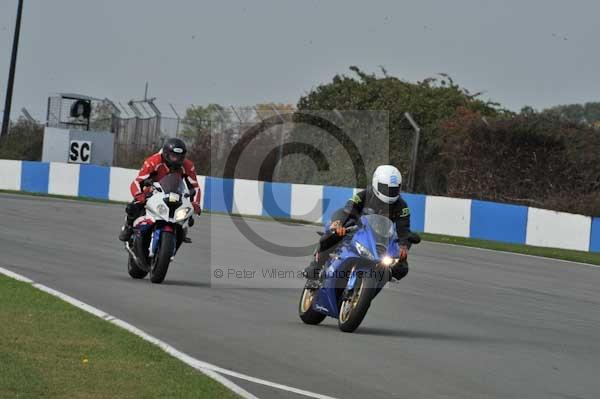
top-left (149, 231), bottom-right (175, 284)
top-left (338, 274), bottom-right (375, 333)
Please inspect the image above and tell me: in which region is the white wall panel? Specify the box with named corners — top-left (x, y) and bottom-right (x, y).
top-left (232, 178), bottom-right (263, 216)
top-left (109, 167), bottom-right (138, 202)
top-left (290, 184), bottom-right (323, 223)
top-left (424, 195), bottom-right (471, 237)
top-left (48, 162), bottom-right (80, 196)
top-left (526, 207), bottom-right (591, 251)
top-left (0, 160), bottom-right (21, 190)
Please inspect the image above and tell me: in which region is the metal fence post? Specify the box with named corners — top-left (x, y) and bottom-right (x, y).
top-left (404, 112), bottom-right (421, 193)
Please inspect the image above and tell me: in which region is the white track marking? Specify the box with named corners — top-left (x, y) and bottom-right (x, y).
top-left (0, 267), bottom-right (34, 283)
top-left (426, 241), bottom-right (600, 269)
top-left (0, 267), bottom-right (339, 399)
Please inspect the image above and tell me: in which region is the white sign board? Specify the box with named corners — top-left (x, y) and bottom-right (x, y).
top-left (69, 140), bottom-right (92, 164)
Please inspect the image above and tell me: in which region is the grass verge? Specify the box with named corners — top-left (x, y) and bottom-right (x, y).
top-left (0, 274), bottom-right (239, 399)
top-left (421, 233), bottom-right (600, 265)
top-left (2, 189), bottom-right (599, 266)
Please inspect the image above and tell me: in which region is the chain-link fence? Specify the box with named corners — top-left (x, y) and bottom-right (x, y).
top-left (44, 97), bottom-right (421, 185)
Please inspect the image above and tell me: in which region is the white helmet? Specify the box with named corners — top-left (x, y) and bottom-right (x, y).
top-left (372, 165), bottom-right (402, 204)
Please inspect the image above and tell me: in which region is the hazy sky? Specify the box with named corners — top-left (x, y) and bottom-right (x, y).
top-left (0, 0), bottom-right (598, 120)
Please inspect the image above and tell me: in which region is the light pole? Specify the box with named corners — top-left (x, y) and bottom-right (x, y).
top-left (1, 0), bottom-right (24, 138)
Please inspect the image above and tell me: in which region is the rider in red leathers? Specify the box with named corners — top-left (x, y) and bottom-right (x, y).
top-left (118, 138), bottom-right (202, 242)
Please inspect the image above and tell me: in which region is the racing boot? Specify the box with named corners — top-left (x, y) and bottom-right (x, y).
top-left (182, 226), bottom-right (192, 243)
top-left (118, 217), bottom-right (134, 242)
top-left (390, 260), bottom-right (409, 281)
top-left (303, 260), bottom-right (321, 281)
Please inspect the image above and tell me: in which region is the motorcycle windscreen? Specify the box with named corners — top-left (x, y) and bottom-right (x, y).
top-left (361, 214), bottom-right (395, 250)
top-left (158, 173), bottom-right (186, 194)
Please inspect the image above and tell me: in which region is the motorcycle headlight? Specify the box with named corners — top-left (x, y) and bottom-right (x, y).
top-left (381, 256), bottom-right (398, 267)
top-left (156, 204), bottom-right (168, 215)
top-left (175, 207), bottom-right (191, 222)
top-left (354, 242), bottom-right (374, 260)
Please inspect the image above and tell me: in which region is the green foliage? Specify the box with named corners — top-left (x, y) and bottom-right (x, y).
top-left (546, 102), bottom-right (600, 126)
top-left (180, 103), bottom-right (229, 140)
top-left (421, 233), bottom-right (600, 265)
top-left (0, 119), bottom-right (44, 161)
top-left (283, 66), bottom-right (504, 187)
top-left (433, 107), bottom-right (600, 216)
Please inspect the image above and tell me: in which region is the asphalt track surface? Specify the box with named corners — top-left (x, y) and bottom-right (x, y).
top-left (1, 193), bottom-right (600, 399)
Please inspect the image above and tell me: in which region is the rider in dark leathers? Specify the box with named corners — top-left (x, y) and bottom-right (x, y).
top-left (305, 165), bottom-right (412, 281)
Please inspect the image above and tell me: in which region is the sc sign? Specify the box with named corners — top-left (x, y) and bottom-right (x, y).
top-left (69, 140), bottom-right (92, 164)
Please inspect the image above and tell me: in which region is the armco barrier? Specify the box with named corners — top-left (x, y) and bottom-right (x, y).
top-left (0, 159), bottom-right (597, 253)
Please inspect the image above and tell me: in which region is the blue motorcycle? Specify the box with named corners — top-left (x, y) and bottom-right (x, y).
top-left (299, 212), bottom-right (419, 332)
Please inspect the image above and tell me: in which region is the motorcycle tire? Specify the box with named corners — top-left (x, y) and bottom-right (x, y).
top-left (149, 231), bottom-right (175, 284)
top-left (338, 274), bottom-right (375, 333)
top-left (127, 253), bottom-right (148, 279)
top-left (299, 282), bottom-right (326, 325)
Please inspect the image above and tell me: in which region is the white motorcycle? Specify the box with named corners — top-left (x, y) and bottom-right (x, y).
top-left (124, 173), bottom-right (195, 283)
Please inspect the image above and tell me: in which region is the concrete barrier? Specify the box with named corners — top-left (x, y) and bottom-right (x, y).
top-left (425, 196), bottom-right (471, 237)
top-left (109, 167), bottom-right (138, 203)
top-left (470, 200), bottom-right (528, 244)
top-left (233, 179), bottom-right (263, 216)
top-left (290, 184), bottom-right (323, 223)
top-left (49, 162), bottom-right (79, 196)
top-left (526, 207), bottom-right (591, 251)
top-left (0, 160), bottom-right (22, 191)
top-left (1, 159), bottom-right (598, 253)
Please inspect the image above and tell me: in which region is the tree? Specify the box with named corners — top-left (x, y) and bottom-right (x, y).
top-left (432, 107), bottom-right (600, 215)
top-left (279, 66), bottom-right (504, 188)
top-left (0, 118), bottom-right (44, 161)
top-left (254, 103), bottom-right (295, 121)
top-left (546, 102), bottom-right (600, 127)
top-left (180, 104), bottom-right (226, 140)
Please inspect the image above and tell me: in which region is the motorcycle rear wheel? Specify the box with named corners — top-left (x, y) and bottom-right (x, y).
top-left (149, 231), bottom-right (175, 284)
top-left (299, 282), bottom-right (326, 325)
top-left (127, 253), bottom-right (148, 279)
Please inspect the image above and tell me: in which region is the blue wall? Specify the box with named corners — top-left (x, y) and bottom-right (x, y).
top-left (5, 160), bottom-right (598, 253)
top-left (20, 161), bottom-right (49, 194)
top-left (470, 200), bottom-right (528, 244)
top-left (590, 218), bottom-right (600, 253)
top-left (262, 182), bottom-right (292, 218)
top-left (78, 164), bottom-right (110, 199)
top-left (204, 177), bottom-right (234, 213)
top-left (322, 186), bottom-right (354, 224)
top-left (403, 193), bottom-right (426, 233)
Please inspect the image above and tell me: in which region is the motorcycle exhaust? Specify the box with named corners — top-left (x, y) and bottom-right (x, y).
top-left (125, 242), bottom-right (144, 268)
